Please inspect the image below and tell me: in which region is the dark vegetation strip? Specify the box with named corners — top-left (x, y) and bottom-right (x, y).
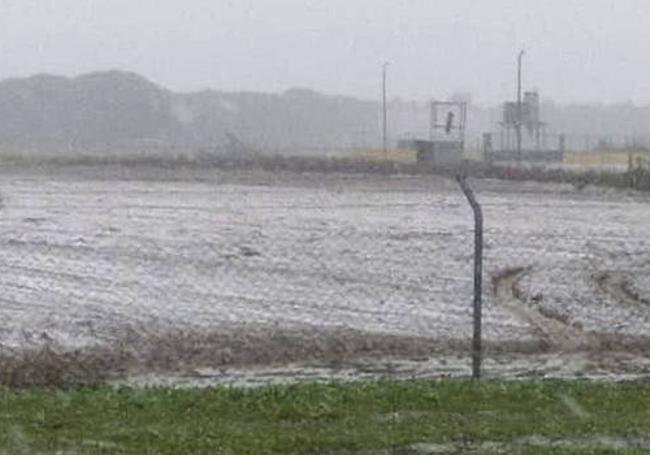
top-left (1, 379), bottom-right (650, 454)
top-left (4, 153), bottom-right (650, 191)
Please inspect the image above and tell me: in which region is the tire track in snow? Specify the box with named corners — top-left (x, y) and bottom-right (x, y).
top-left (595, 270), bottom-right (650, 310)
top-left (493, 267), bottom-right (593, 351)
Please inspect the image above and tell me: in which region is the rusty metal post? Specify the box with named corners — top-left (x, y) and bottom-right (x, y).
top-left (456, 175), bottom-right (483, 380)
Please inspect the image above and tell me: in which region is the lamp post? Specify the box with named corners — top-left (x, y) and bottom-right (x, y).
top-left (516, 50), bottom-right (525, 164)
top-left (382, 61), bottom-right (389, 157)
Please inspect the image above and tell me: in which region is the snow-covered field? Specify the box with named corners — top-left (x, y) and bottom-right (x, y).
top-left (1, 165), bottom-right (649, 380)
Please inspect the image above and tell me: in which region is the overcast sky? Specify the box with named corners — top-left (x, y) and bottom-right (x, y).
top-left (1, 0), bottom-right (648, 105)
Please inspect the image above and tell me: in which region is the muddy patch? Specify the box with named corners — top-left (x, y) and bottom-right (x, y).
top-left (0, 325), bottom-right (463, 387)
top-left (5, 317), bottom-right (650, 388)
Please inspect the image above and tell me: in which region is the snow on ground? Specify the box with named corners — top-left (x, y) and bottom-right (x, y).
top-left (0, 166), bottom-right (649, 362)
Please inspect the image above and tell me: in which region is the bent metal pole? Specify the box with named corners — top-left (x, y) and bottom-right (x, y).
top-left (456, 175), bottom-right (484, 380)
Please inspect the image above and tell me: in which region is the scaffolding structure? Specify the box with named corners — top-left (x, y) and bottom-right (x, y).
top-left (498, 91), bottom-right (548, 152)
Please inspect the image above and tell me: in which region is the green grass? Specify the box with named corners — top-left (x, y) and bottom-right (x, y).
top-left (1, 379), bottom-right (650, 454)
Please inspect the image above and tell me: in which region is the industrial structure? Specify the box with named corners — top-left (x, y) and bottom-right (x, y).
top-left (483, 90), bottom-right (565, 163)
top-left (398, 100), bottom-right (467, 166)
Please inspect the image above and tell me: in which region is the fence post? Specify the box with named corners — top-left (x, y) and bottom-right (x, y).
top-left (456, 175), bottom-right (484, 380)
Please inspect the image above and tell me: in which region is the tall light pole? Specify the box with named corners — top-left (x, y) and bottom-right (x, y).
top-left (382, 61), bottom-right (389, 157)
top-left (516, 50), bottom-right (525, 164)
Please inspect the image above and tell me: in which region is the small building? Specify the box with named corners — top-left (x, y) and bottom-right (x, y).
top-left (398, 139), bottom-right (464, 166)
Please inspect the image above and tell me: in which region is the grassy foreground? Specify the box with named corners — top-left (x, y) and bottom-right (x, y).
top-left (1, 380), bottom-right (650, 454)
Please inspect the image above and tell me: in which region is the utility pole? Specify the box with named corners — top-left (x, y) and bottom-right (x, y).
top-left (382, 61), bottom-right (389, 157)
top-left (516, 50), bottom-right (525, 164)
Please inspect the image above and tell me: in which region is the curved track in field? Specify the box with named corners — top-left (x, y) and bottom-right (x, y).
top-left (493, 267), bottom-right (593, 351)
top-left (595, 270), bottom-right (650, 309)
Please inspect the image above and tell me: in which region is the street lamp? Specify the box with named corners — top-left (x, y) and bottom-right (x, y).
top-left (516, 50), bottom-right (525, 164)
top-left (382, 61), bottom-right (390, 157)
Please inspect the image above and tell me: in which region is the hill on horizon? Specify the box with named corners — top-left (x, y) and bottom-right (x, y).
top-left (0, 70), bottom-right (386, 157)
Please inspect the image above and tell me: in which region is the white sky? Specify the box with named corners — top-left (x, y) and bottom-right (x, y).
top-left (1, 0), bottom-right (648, 104)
